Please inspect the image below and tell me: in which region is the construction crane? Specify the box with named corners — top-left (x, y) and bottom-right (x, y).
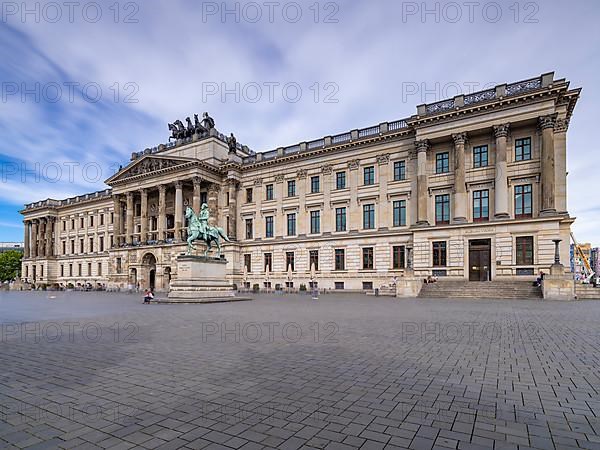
top-left (570, 231), bottom-right (595, 284)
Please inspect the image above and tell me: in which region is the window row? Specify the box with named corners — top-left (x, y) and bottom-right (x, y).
top-left (244, 201), bottom-right (408, 238)
top-left (244, 246), bottom-right (408, 273)
top-left (60, 213), bottom-right (114, 232)
top-left (60, 236), bottom-right (112, 255)
top-left (244, 162), bottom-right (408, 203)
top-left (59, 262), bottom-right (104, 277)
top-left (434, 137), bottom-right (533, 175)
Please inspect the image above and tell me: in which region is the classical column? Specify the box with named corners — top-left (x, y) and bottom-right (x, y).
top-left (227, 178), bottom-right (239, 239)
top-left (112, 195), bottom-right (122, 247)
top-left (493, 124), bottom-right (510, 219)
top-left (193, 177), bottom-right (202, 212)
top-left (38, 219), bottom-right (46, 256)
top-left (45, 217), bottom-right (53, 257)
top-left (174, 181), bottom-right (183, 242)
top-left (416, 140), bottom-right (430, 226)
top-left (126, 192), bottom-right (134, 245)
top-left (452, 133), bottom-right (467, 223)
top-left (554, 118), bottom-right (569, 214)
top-left (23, 221), bottom-right (30, 258)
top-left (208, 183), bottom-right (220, 227)
top-left (31, 220), bottom-right (38, 258)
top-left (348, 160), bottom-right (360, 231)
top-left (140, 188), bottom-right (148, 244)
top-left (158, 185), bottom-right (166, 241)
top-left (297, 170), bottom-right (307, 235)
top-left (322, 165), bottom-right (333, 232)
top-left (539, 115), bottom-right (557, 215)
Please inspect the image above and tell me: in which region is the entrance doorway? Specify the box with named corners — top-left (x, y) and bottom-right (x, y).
top-left (469, 239), bottom-right (491, 281)
top-left (142, 253), bottom-right (157, 291)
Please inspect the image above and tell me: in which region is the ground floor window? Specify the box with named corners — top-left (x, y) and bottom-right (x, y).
top-left (363, 281), bottom-right (373, 290)
top-left (516, 236), bottom-right (534, 265)
top-left (264, 253), bottom-right (272, 272)
top-left (362, 248), bottom-right (374, 270)
top-left (335, 282), bottom-right (344, 290)
top-left (286, 252), bottom-right (295, 271)
top-left (392, 246), bottom-right (405, 269)
top-left (433, 241), bottom-right (447, 267)
top-left (244, 254), bottom-right (252, 273)
top-left (335, 249), bottom-right (345, 271)
top-left (309, 250), bottom-right (319, 271)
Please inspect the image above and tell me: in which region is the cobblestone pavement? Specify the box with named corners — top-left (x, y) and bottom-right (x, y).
top-left (2, 292), bottom-right (600, 449)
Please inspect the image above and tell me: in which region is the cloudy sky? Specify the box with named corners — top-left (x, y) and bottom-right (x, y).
top-left (1, 0), bottom-right (599, 244)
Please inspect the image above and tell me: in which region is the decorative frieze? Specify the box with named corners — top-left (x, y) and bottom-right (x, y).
top-left (348, 160), bottom-right (360, 170)
top-left (296, 169), bottom-right (308, 179)
top-left (376, 154), bottom-right (390, 165)
top-left (321, 165), bottom-right (333, 175)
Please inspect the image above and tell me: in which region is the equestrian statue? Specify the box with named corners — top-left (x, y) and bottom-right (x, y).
top-left (185, 204), bottom-right (230, 257)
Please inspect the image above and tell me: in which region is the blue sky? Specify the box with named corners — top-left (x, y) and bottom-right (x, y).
top-left (1, 0), bottom-right (599, 243)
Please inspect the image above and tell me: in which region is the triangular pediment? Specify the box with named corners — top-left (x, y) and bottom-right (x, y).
top-left (106, 155), bottom-right (196, 184)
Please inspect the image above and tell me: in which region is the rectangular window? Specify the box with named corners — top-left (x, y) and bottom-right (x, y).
top-left (335, 249), bottom-right (345, 271)
top-left (473, 145), bottom-right (489, 168)
top-left (78, 264), bottom-right (82, 277)
top-left (286, 252), bottom-right (295, 271)
top-left (309, 250), bottom-right (319, 271)
top-left (90, 216), bottom-right (94, 227)
top-left (362, 247), bottom-right (374, 270)
top-left (69, 264), bottom-right (73, 277)
top-left (116, 258), bottom-right (122, 274)
top-left (245, 219), bottom-right (253, 239)
top-left (246, 188), bottom-right (253, 203)
top-left (265, 216), bottom-right (274, 238)
top-left (393, 200), bottom-right (407, 227)
top-left (435, 194), bottom-right (450, 225)
top-left (393, 246), bottom-right (406, 269)
top-left (70, 240), bottom-right (75, 254)
top-left (436, 152), bottom-right (450, 174)
top-left (60, 265), bottom-right (64, 277)
top-left (99, 236), bottom-right (104, 252)
top-left (310, 211), bottom-right (321, 234)
top-left (89, 238), bottom-right (94, 253)
top-left (364, 166), bottom-right (375, 185)
top-left (363, 204), bottom-right (375, 229)
top-left (88, 263), bottom-right (92, 277)
top-left (515, 184), bottom-right (533, 218)
top-left (79, 239), bottom-right (84, 253)
top-left (71, 219), bottom-right (75, 229)
top-left (473, 190), bottom-right (489, 222)
top-left (433, 241), bottom-right (447, 267)
top-left (310, 176), bottom-right (320, 194)
top-left (98, 263), bottom-right (102, 276)
top-left (515, 137), bottom-right (532, 161)
top-left (264, 253), bottom-right (272, 272)
top-left (265, 184), bottom-right (274, 200)
top-left (100, 214), bottom-right (104, 226)
top-left (336, 207), bottom-right (347, 232)
top-left (244, 254), bottom-right (252, 273)
top-left (335, 282), bottom-right (344, 290)
top-left (62, 241), bottom-right (66, 255)
top-left (80, 217), bottom-right (84, 228)
top-left (394, 161), bottom-right (406, 181)
top-left (516, 236), bottom-right (534, 265)
top-left (363, 282), bottom-right (373, 290)
top-left (336, 172), bottom-right (346, 190)
top-left (62, 221), bottom-right (66, 231)
top-left (287, 180), bottom-right (296, 197)
top-left (287, 213), bottom-right (296, 236)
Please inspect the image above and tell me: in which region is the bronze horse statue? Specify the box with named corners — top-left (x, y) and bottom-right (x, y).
top-left (185, 205), bottom-right (230, 257)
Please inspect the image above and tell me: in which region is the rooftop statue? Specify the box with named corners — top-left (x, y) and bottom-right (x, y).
top-left (185, 204), bottom-right (230, 257)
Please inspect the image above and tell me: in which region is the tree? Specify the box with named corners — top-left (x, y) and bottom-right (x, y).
top-left (0, 251), bottom-right (23, 282)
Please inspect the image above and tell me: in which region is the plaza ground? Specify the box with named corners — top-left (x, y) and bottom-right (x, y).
top-left (1, 292), bottom-right (600, 449)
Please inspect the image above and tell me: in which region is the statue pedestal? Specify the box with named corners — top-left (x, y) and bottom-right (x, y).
top-left (166, 255), bottom-right (247, 303)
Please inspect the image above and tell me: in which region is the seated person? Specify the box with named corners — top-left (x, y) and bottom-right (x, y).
top-left (143, 289), bottom-right (154, 304)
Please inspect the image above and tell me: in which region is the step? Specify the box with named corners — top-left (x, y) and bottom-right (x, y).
top-left (419, 280), bottom-right (542, 300)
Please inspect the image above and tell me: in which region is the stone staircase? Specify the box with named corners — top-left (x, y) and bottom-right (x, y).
top-left (418, 280), bottom-right (543, 300)
top-left (575, 284), bottom-right (600, 300)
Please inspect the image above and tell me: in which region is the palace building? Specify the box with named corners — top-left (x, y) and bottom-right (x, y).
top-left (20, 72), bottom-right (580, 292)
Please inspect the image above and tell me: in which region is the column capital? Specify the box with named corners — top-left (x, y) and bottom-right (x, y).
top-left (126, 191), bottom-right (134, 199)
top-left (227, 178), bottom-right (240, 188)
top-left (174, 181), bottom-right (183, 189)
top-left (376, 154), bottom-right (390, 165)
top-left (415, 139), bottom-right (430, 153)
top-left (158, 184), bottom-right (167, 194)
top-left (555, 118), bottom-right (570, 133)
top-left (452, 132), bottom-right (468, 146)
top-left (321, 164), bottom-right (333, 175)
top-left (348, 159), bottom-right (360, 170)
top-left (538, 114), bottom-right (557, 130)
top-left (193, 176), bottom-right (203, 186)
top-left (140, 187), bottom-right (148, 195)
top-left (493, 123), bottom-right (510, 138)
top-left (208, 183), bottom-right (221, 193)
